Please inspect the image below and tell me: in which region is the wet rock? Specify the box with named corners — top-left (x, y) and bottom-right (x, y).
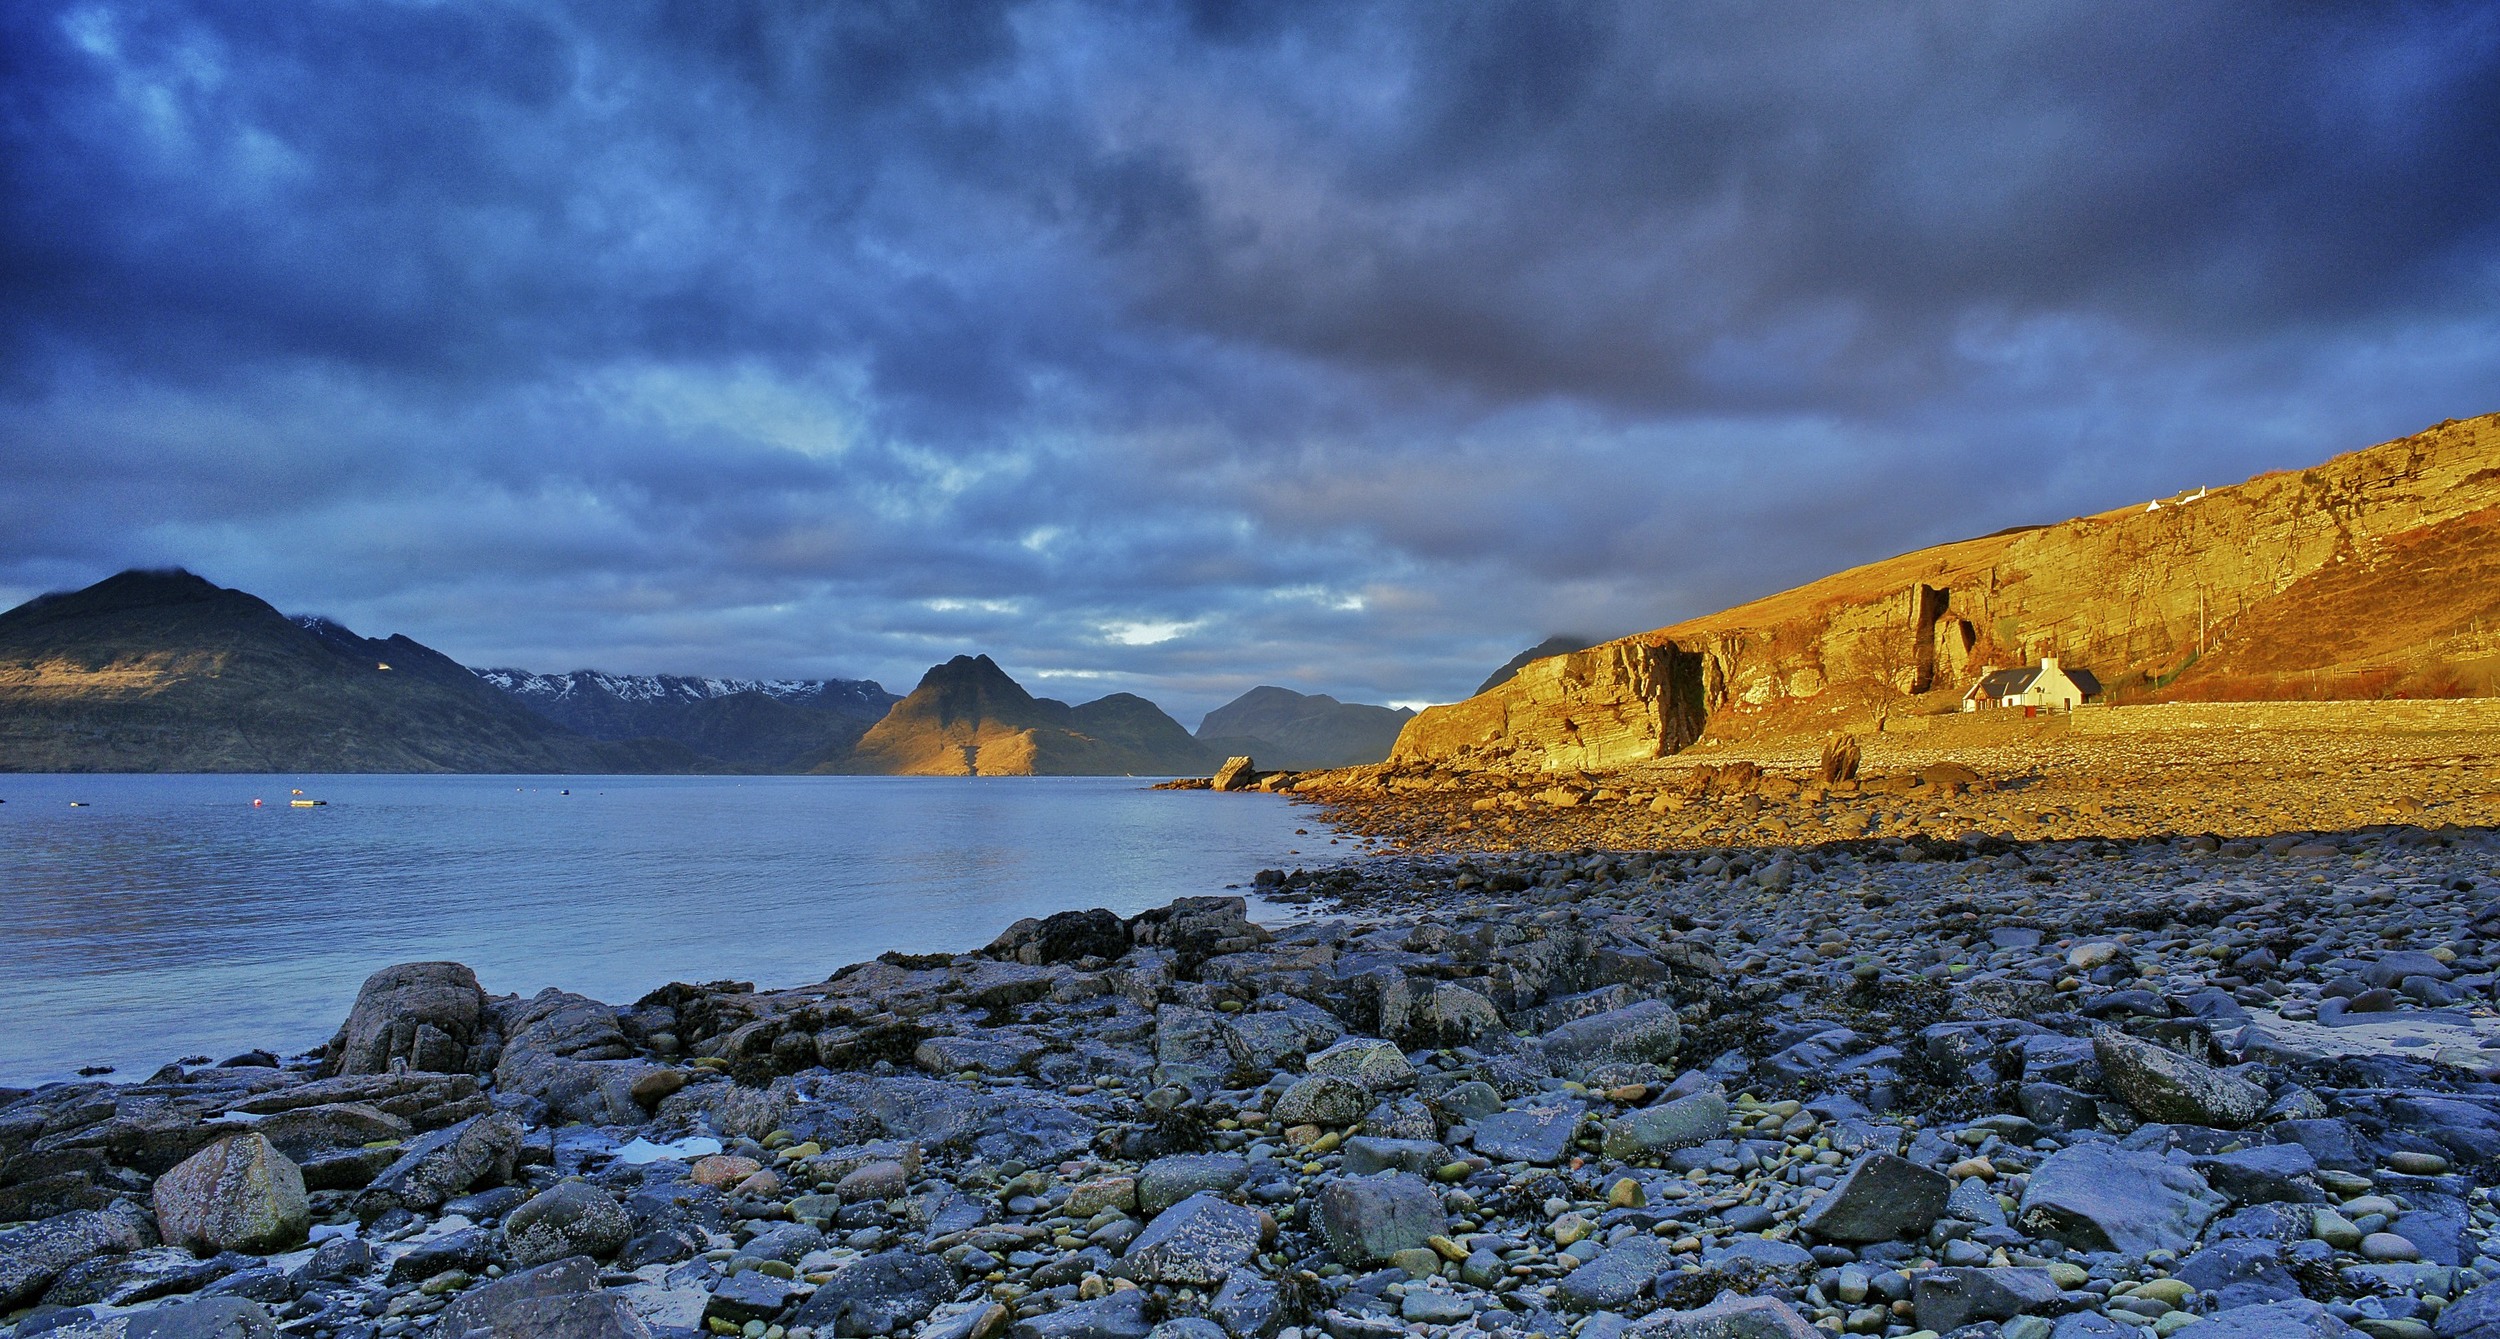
top-left (494, 990), bottom-right (674, 1126)
top-left (1556, 1236), bottom-right (1675, 1312)
top-left (1600, 1092), bottom-right (1727, 1162)
top-left (1012, 1290), bottom-right (1151, 1339)
top-left (1538, 1002), bottom-right (1683, 1076)
top-left (1911, 1267), bottom-right (2061, 1332)
top-left (1474, 1102), bottom-right (1585, 1166)
top-left (249, 1102), bottom-right (411, 1162)
top-left (1314, 1173), bottom-right (1445, 1267)
top-left (2018, 1142), bottom-right (2223, 1255)
top-left (1306, 1039), bottom-right (1417, 1093)
top-left (792, 1249), bottom-right (957, 1337)
top-left (706, 1270), bottom-right (799, 1326)
top-left (482, 1292), bottom-right (654, 1339)
top-left (1209, 1271), bottom-right (1282, 1339)
top-left (2094, 1031), bottom-right (2267, 1129)
top-left (503, 1181), bottom-right (632, 1266)
top-left (2192, 1299), bottom-right (2365, 1339)
top-left (359, 1112), bottom-right (523, 1216)
top-left (122, 1296), bottom-right (279, 1339)
top-left (987, 908), bottom-right (1128, 966)
top-left (1137, 1156), bottom-right (1254, 1219)
top-left (1624, 1294), bottom-right (1820, 1339)
top-left (1338, 1137), bottom-right (1443, 1176)
top-left (436, 1255), bottom-right (601, 1336)
top-left (151, 1135), bottom-right (309, 1256)
top-left (1271, 1075), bottom-right (1371, 1128)
top-left (1797, 1153), bottom-right (1951, 1242)
top-left (2198, 1144), bottom-right (2324, 1205)
top-left (2436, 1280), bottom-right (2500, 1339)
top-left (322, 962), bottom-right (488, 1078)
top-left (1121, 1191), bottom-right (1264, 1285)
top-left (386, 1227), bottom-right (494, 1283)
top-left (2176, 1239), bottom-right (2302, 1307)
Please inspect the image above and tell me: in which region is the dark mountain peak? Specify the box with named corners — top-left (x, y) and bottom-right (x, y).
top-left (0, 567), bottom-right (267, 630)
top-left (1195, 683), bottom-right (1414, 770)
top-left (1475, 635), bottom-right (1595, 696)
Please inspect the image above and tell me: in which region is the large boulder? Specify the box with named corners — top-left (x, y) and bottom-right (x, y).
top-left (503, 1182), bottom-right (633, 1266)
top-left (1477, 1102), bottom-right (1586, 1166)
top-left (437, 1255), bottom-right (602, 1336)
top-left (987, 909), bottom-right (1129, 966)
top-left (360, 1112), bottom-right (524, 1216)
top-left (152, 1134), bottom-right (309, 1255)
top-left (494, 990), bottom-right (677, 1126)
top-left (2094, 1031), bottom-right (2267, 1129)
top-left (1137, 1156), bottom-right (1252, 1218)
top-left (1305, 1038), bottom-right (1417, 1092)
top-left (1601, 1091), bottom-right (1728, 1162)
top-left (2195, 1300), bottom-right (2364, 1339)
top-left (1556, 1235), bottom-right (1675, 1312)
top-left (323, 962), bottom-right (489, 1077)
top-left (1911, 1268), bottom-right (2061, 1333)
top-left (1314, 1173), bottom-right (1445, 1267)
top-left (1797, 1154), bottom-right (1951, 1242)
top-left (1271, 1076), bottom-right (1371, 1128)
top-left (0, 1207), bottom-right (152, 1309)
top-left (1626, 1296), bottom-right (1820, 1339)
top-left (1121, 1192), bottom-right (1266, 1286)
top-left (791, 1248), bottom-right (957, 1337)
top-left (124, 1296), bottom-right (281, 1339)
top-left (2018, 1143), bottom-right (2224, 1255)
top-left (1539, 1001), bottom-right (1683, 1074)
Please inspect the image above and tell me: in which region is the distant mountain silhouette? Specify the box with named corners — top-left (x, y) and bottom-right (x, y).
top-left (1194, 685), bottom-right (1412, 769)
top-left (476, 668), bottom-right (896, 771)
top-left (0, 570), bottom-right (694, 773)
top-left (827, 654), bottom-right (1214, 776)
top-left (1474, 635), bottom-right (1594, 695)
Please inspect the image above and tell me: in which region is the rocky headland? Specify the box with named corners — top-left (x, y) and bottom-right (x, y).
top-left (7, 806), bottom-right (2500, 1339)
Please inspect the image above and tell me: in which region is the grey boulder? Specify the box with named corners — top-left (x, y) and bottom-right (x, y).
top-left (1624, 1295), bottom-right (1820, 1339)
top-left (0, 1208), bottom-right (152, 1309)
top-left (437, 1256), bottom-right (602, 1337)
top-left (792, 1248), bottom-right (957, 1336)
top-left (1911, 1268), bottom-right (2061, 1332)
top-left (1797, 1154), bottom-right (1951, 1242)
top-left (151, 1135), bottom-right (308, 1256)
top-left (1314, 1173), bottom-right (1446, 1267)
top-left (502, 1182), bottom-right (632, 1266)
top-left (2018, 1143), bottom-right (2223, 1255)
top-left (360, 1112), bottom-right (524, 1215)
top-left (2094, 1031), bottom-right (2267, 1129)
top-left (1556, 1235), bottom-right (1675, 1312)
top-left (1601, 1092), bottom-right (1728, 1162)
top-left (323, 962), bottom-right (488, 1078)
top-left (1122, 1192), bottom-right (1265, 1286)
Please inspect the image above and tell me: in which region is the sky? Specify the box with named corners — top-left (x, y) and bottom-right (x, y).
top-left (4, 1), bottom-right (2497, 721)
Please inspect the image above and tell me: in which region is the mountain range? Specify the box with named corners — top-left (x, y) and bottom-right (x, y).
top-left (0, 572), bottom-right (1413, 774)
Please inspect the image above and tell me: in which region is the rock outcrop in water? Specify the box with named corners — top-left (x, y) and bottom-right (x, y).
top-left (7, 823), bottom-right (2500, 1339)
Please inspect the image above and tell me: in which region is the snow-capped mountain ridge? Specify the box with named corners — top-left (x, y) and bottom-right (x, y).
top-left (472, 667), bottom-right (872, 706)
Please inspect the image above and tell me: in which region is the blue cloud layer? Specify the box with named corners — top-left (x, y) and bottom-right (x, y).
top-left (4, 1), bottom-right (2496, 717)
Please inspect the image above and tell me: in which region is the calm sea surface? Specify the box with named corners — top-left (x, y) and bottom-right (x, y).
top-left (0, 774), bottom-right (1348, 1086)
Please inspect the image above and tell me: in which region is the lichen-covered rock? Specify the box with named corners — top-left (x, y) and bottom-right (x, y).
top-left (0, 1206), bottom-right (152, 1309)
top-left (1797, 1153), bottom-right (1951, 1242)
top-left (151, 1134), bottom-right (309, 1256)
top-left (791, 1248), bottom-right (957, 1336)
top-left (2095, 1031), bottom-right (2268, 1129)
top-left (502, 1182), bottom-right (632, 1266)
top-left (1121, 1191), bottom-right (1265, 1285)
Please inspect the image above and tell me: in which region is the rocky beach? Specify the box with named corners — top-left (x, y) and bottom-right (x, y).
top-left (6, 768), bottom-right (2500, 1339)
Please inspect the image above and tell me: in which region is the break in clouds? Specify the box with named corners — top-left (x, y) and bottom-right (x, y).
top-left (3, 1), bottom-right (2496, 717)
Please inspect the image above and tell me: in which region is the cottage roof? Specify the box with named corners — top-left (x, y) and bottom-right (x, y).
top-left (2064, 668), bottom-right (2104, 696)
top-left (1973, 666), bottom-right (2039, 698)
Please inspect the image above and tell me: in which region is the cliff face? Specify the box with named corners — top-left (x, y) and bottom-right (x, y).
top-left (1391, 640), bottom-right (1708, 771)
top-left (1391, 413), bottom-right (2500, 771)
top-left (831, 654), bottom-right (1213, 776)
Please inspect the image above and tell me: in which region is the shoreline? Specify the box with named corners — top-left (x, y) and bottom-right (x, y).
top-left (5, 798), bottom-right (2500, 1339)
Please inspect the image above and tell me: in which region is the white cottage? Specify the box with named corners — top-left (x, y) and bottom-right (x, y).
top-left (1961, 656), bottom-right (2102, 712)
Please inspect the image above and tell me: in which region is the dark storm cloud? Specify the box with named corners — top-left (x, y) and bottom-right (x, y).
top-left (3, 0), bottom-right (2496, 716)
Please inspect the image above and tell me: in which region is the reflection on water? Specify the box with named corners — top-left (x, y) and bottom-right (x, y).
top-left (0, 774), bottom-right (1331, 1085)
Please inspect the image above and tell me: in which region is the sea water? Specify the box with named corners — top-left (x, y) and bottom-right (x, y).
top-left (0, 774), bottom-right (1345, 1085)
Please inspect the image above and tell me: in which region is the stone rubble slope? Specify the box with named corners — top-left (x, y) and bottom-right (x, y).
top-left (3, 826), bottom-right (2499, 1339)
